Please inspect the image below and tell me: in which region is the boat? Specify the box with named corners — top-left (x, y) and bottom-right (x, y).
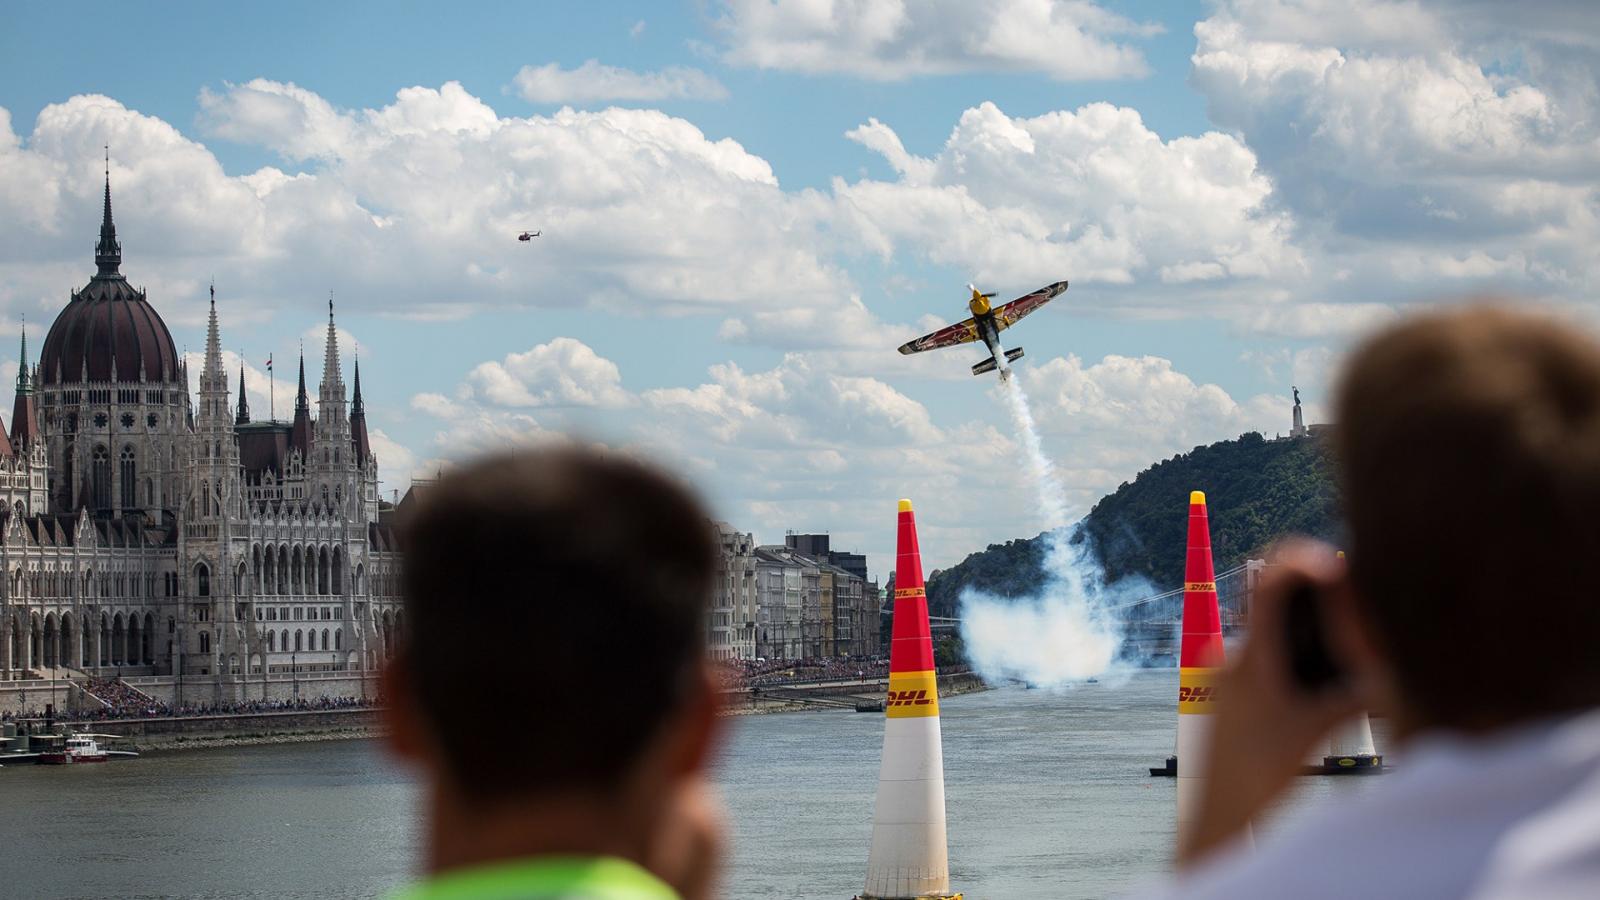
top-left (38, 734), bottom-right (109, 765)
top-left (34, 733), bottom-right (137, 765)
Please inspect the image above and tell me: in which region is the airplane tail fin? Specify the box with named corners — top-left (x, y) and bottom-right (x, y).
top-left (971, 357), bottom-right (998, 376)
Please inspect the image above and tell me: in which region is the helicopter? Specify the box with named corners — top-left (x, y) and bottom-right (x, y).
top-left (517, 230), bottom-right (542, 242)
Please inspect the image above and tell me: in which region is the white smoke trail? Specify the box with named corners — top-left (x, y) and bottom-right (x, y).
top-left (959, 376), bottom-right (1144, 687)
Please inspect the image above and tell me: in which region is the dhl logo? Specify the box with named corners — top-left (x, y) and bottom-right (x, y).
top-left (895, 587), bottom-right (927, 599)
top-left (1176, 686), bottom-right (1215, 703)
top-left (887, 689), bottom-right (934, 707)
top-left (1184, 581), bottom-right (1216, 593)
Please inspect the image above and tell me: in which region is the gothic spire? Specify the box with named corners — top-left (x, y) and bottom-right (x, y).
top-left (202, 284), bottom-right (223, 380)
top-left (94, 148), bottom-right (122, 279)
top-left (15, 319), bottom-right (29, 396)
top-left (290, 345), bottom-right (312, 456)
top-left (350, 352), bottom-right (371, 465)
top-left (321, 292), bottom-right (344, 395)
top-left (236, 364), bottom-right (251, 425)
top-left (295, 347), bottom-right (309, 411)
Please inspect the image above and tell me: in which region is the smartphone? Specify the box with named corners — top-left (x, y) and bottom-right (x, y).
top-left (1284, 580), bottom-right (1344, 690)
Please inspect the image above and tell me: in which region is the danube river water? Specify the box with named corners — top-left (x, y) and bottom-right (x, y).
top-left (0, 671), bottom-right (1387, 899)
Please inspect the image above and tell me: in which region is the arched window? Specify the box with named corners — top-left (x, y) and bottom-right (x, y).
top-left (91, 445), bottom-right (111, 510)
top-left (267, 631), bottom-right (276, 652)
top-left (119, 446), bottom-right (136, 509)
top-left (294, 630), bottom-right (303, 652)
top-left (335, 628), bottom-right (342, 651)
top-left (321, 628), bottom-right (330, 651)
top-left (195, 562), bottom-right (210, 597)
top-left (199, 631), bottom-right (210, 654)
top-left (280, 629), bottom-right (289, 651)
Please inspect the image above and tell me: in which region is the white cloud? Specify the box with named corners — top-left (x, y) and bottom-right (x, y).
top-left (402, 340), bottom-right (1299, 569)
top-left (0, 83), bottom-right (844, 332)
top-left (1190, 0), bottom-right (1600, 300)
top-left (510, 60), bottom-right (728, 104)
top-left (715, 0), bottom-right (1161, 81)
top-left (464, 337), bottom-right (633, 409)
top-left (833, 102), bottom-right (1302, 294)
top-left (367, 428), bottom-right (418, 494)
top-left (1019, 353), bottom-right (1290, 501)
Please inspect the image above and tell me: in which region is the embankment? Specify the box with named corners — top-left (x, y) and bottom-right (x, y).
top-left (60, 708), bottom-right (382, 752)
top-left (724, 671), bottom-right (986, 715)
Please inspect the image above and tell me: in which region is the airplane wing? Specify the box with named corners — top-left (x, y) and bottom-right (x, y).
top-left (898, 318), bottom-right (981, 355)
top-left (993, 280), bottom-right (1068, 331)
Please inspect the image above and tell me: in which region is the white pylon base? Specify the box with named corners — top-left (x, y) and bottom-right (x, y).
top-left (862, 715), bottom-right (954, 899)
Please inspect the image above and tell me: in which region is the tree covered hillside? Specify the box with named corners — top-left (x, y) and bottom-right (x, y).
top-left (923, 432), bottom-right (1340, 616)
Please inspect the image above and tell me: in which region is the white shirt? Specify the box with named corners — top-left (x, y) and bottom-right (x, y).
top-left (1141, 708), bottom-right (1600, 899)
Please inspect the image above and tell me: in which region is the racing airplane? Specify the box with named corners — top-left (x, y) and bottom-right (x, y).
top-left (517, 230), bottom-right (542, 241)
top-left (897, 281), bottom-right (1068, 379)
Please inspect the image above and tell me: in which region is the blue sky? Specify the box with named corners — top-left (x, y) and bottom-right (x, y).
top-left (2, 0), bottom-right (1595, 572)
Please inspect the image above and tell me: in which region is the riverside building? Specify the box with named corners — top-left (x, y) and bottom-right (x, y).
top-left (0, 175), bottom-right (399, 713)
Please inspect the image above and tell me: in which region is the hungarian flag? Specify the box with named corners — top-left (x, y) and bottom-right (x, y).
top-left (265, 354), bottom-right (273, 372)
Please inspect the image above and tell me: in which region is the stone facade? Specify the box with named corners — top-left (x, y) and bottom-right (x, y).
top-left (0, 180), bottom-right (402, 711)
top-left (712, 523), bottom-right (757, 661)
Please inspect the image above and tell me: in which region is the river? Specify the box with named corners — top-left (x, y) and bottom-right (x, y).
top-left (0, 670), bottom-right (1387, 899)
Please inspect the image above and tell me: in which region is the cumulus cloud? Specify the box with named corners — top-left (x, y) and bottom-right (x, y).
top-left (402, 340), bottom-right (1297, 568)
top-left (1019, 354), bottom-right (1289, 506)
top-left (833, 102), bottom-right (1302, 294)
top-left (715, 0), bottom-right (1161, 80)
top-left (0, 83), bottom-right (844, 332)
top-left (1191, 0), bottom-right (1600, 299)
top-left (464, 337), bottom-right (633, 409)
top-left (510, 60), bottom-right (728, 103)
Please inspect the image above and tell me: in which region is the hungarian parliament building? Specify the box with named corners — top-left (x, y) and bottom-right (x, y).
top-left (0, 176), bottom-right (403, 708)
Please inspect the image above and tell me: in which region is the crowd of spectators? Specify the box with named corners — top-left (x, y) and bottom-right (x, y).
top-left (0, 682), bottom-right (381, 724)
top-left (718, 656), bottom-right (890, 689)
top-left (82, 677), bottom-right (167, 718)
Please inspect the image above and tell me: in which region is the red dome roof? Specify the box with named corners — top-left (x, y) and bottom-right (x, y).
top-left (39, 176), bottom-right (180, 386)
top-left (40, 281), bottom-right (180, 386)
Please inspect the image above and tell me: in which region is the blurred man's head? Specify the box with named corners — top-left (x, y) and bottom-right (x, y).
top-left (386, 447), bottom-right (718, 807)
top-left (1335, 306), bottom-right (1600, 732)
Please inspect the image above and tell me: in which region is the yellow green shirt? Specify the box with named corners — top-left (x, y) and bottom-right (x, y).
top-left (391, 855), bottom-right (680, 900)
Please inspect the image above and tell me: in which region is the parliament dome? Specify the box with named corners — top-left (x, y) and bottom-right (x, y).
top-left (39, 176), bottom-right (180, 386)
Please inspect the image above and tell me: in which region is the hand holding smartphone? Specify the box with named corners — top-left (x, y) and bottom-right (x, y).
top-left (1283, 580), bottom-right (1345, 691)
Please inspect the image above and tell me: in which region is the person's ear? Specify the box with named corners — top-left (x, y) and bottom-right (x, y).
top-left (381, 655), bottom-right (427, 763)
top-left (671, 663), bottom-right (722, 777)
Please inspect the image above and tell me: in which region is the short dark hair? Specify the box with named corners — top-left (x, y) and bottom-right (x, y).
top-left (1336, 306), bottom-right (1600, 729)
top-left (397, 447), bottom-right (715, 799)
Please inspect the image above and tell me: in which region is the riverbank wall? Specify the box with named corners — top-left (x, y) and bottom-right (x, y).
top-left (0, 671), bottom-right (382, 718)
top-left (3, 672), bottom-right (989, 753)
top-left (723, 670), bottom-right (987, 715)
top-left (48, 708), bottom-right (383, 752)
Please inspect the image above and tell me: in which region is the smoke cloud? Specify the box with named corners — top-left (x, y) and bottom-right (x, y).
top-left (958, 375), bottom-right (1151, 687)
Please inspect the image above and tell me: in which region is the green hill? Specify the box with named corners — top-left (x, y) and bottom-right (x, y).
top-left (922, 432), bottom-right (1340, 617)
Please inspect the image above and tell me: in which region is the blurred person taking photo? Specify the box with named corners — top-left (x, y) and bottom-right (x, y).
top-left (1153, 306), bottom-right (1600, 898)
top-left (384, 449), bottom-right (724, 900)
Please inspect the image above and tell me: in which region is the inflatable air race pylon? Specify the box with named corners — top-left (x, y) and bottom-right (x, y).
top-left (857, 499), bottom-right (961, 900)
top-left (1176, 490), bottom-right (1226, 846)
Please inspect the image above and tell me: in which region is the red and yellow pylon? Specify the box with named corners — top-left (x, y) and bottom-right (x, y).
top-left (858, 499), bottom-right (961, 900)
top-left (1176, 490), bottom-right (1225, 843)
